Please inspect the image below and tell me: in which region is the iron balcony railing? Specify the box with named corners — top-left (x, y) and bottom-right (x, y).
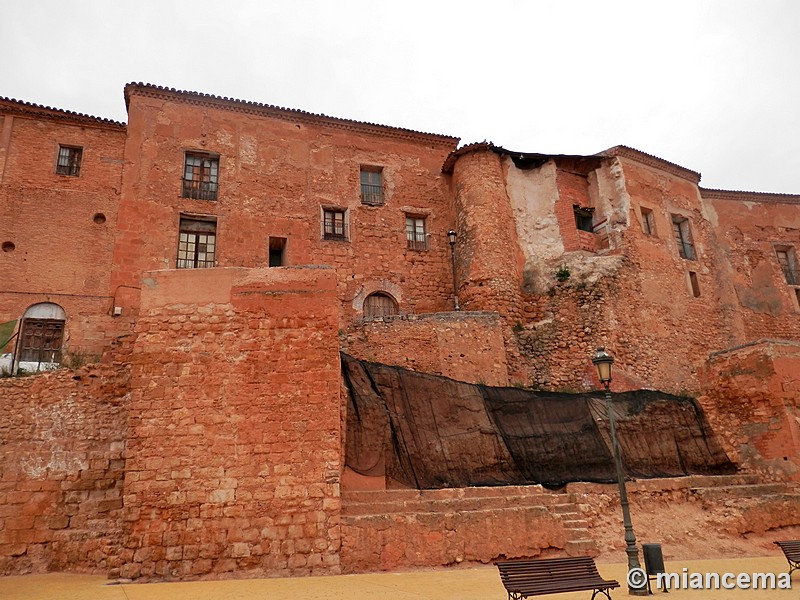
top-left (182, 179), bottom-right (218, 201)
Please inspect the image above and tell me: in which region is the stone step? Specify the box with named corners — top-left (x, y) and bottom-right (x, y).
top-left (690, 483), bottom-right (795, 501)
top-left (565, 538), bottom-right (599, 557)
top-left (341, 496), bottom-right (566, 517)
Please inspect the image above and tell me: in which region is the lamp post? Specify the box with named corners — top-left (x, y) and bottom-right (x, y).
top-left (447, 230), bottom-right (460, 311)
top-left (592, 347), bottom-right (647, 595)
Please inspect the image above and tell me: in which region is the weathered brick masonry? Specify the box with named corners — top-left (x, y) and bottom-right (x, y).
top-left (2, 87), bottom-right (800, 579)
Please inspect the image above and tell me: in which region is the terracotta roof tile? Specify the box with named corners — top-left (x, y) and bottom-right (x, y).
top-left (124, 83), bottom-right (459, 146)
top-left (0, 96), bottom-right (125, 128)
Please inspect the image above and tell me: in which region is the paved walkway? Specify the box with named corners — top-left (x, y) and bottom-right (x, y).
top-left (1, 556), bottom-right (794, 599)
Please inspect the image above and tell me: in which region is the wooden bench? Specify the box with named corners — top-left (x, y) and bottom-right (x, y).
top-left (495, 556), bottom-right (620, 600)
top-left (775, 540), bottom-right (800, 576)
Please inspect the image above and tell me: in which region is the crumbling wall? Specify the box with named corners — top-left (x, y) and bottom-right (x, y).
top-left (0, 364), bottom-right (129, 575)
top-left (119, 267), bottom-right (342, 581)
top-left (698, 340), bottom-right (800, 481)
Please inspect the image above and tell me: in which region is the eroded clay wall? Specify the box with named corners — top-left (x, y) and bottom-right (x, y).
top-left (705, 194), bottom-right (800, 341)
top-left (119, 267), bottom-right (342, 580)
top-left (0, 111), bottom-right (127, 358)
top-left (698, 340), bottom-right (800, 481)
top-left (0, 365), bottom-right (129, 575)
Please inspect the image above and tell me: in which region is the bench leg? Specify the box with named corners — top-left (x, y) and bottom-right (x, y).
top-left (788, 559), bottom-right (799, 577)
top-left (591, 589), bottom-right (613, 600)
top-left (508, 592), bottom-right (523, 600)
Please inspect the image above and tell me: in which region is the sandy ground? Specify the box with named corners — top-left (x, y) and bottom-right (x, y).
top-left (1, 556), bottom-right (796, 600)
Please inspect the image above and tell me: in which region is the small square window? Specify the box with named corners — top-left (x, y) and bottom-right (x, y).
top-left (323, 209), bottom-right (348, 240)
top-left (671, 215), bottom-right (696, 260)
top-left (574, 205), bottom-right (594, 232)
top-left (641, 207), bottom-right (656, 236)
top-left (269, 237), bottom-right (287, 267)
top-left (405, 216), bottom-right (428, 250)
top-left (177, 217), bottom-right (217, 268)
top-left (689, 271), bottom-right (701, 297)
top-left (182, 152), bottom-right (219, 200)
top-left (56, 145), bottom-right (82, 176)
top-left (360, 167), bottom-right (384, 205)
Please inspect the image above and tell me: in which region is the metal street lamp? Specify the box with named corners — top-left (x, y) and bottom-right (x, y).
top-left (592, 347), bottom-right (647, 595)
top-left (447, 230), bottom-right (460, 311)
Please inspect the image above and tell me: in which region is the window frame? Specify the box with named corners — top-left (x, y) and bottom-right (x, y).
top-left (360, 166), bottom-right (384, 206)
top-left (641, 207), bottom-right (656, 236)
top-left (177, 216), bottom-right (217, 269)
top-left (573, 205), bottom-right (594, 233)
top-left (671, 215), bottom-right (696, 261)
top-left (55, 145), bottom-right (82, 177)
top-left (322, 208), bottom-right (348, 241)
top-left (182, 151), bottom-right (220, 201)
top-left (775, 247), bottom-right (798, 285)
top-left (405, 215), bottom-right (428, 251)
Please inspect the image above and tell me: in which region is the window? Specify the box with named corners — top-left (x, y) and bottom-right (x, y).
top-left (323, 209), bottom-right (347, 240)
top-left (177, 217), bottom-right (217, 268)
top-left (641, 207), bottom-right (656, 236)
top-left (405, 216), bottom-right (428, 250)
top-left (56, 145), bottom-right (82, 176)
top-left (671, 215), bottom-right (696, 260)
top-left (689, 271), bottom-right (701, 297)
top-left (182, 152), bottom-right (219, 200)
top-left (19, 319), bottom-right (64, 365)
top-left (776, 248), bottom-right (798, 285)
top-left (574, 205), bottom-right (594, 232)
top-left (269, 237), bottom-right (287, 267)
top-left (364, 292), bottom-right (399, 318)
top-left (360, 167), bottom-right (384, 205)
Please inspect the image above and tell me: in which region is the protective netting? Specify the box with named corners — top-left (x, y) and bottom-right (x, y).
top-left (342, 354), bottom-right (736, 489)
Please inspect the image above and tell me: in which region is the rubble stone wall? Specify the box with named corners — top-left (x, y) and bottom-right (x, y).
top-left (119, 267), bottom-right (342, 580)
top-left (0, 365), bottom-right (129, 575)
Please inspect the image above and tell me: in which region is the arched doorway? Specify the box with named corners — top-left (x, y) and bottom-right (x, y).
top-left (17, 302), bottom-right (66, 372)
top-left (363, 292), bottom-right (399, 318)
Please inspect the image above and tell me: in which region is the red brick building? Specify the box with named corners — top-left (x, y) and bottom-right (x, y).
top-left (1, 85), bottom-right (799, 579)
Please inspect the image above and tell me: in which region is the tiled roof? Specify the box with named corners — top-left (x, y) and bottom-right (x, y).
top-left (124, 83), bottom-right (460, 146)
top-left (0, 96), bottom-right (125, 129)
top-left (700, 188), bottom-right (800, 204)
top-left (598, 145), bottom-right (701, 183)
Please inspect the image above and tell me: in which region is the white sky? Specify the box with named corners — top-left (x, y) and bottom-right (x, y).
top-left (3, 1), bottom-right (799, 193)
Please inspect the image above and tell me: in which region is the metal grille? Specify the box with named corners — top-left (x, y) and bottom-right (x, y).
top-left (56, 146), bottom-right (82, 176)
top-left (360, 169), bottom-right (384, 205)
top-left (19, 319), bottom-right (64, 364)
top-left (405, 216), bottom-right (427, 250)
top-left (324, 210), bottom-right (347, 240)
top-left (182, 153), bottom-right (219, 200)
top-left (177, 219), bottom-right (216, 268)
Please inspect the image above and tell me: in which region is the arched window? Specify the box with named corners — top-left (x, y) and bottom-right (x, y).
top-left (363, 292), bottom-right (399, 318)
top-left (18, 303), bottom-right (66, 370)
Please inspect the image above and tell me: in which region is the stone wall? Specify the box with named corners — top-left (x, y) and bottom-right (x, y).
top-left (698, 340), bottom-right (800, 481)
top-left (119, 266), bottom-right (342, 580)
top-left (342, 311), bottom-right (509, 386)
top-left (0, 364), bottom-right (129, 575)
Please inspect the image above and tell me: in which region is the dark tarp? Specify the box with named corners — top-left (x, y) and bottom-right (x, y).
top-left (342, 353), bottom-right (736, 489)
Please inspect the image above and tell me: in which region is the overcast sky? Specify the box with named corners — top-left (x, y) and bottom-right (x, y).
top-left (3, 1), bottom-right (799, 193)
